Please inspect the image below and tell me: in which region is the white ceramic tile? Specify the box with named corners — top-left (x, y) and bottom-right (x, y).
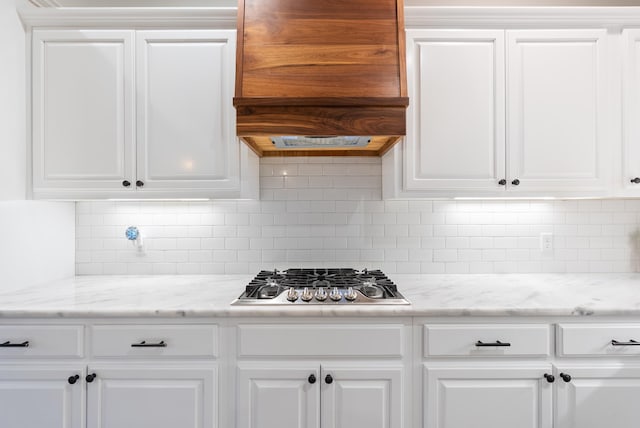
top-left (76, 158), bottom-right (640, 275)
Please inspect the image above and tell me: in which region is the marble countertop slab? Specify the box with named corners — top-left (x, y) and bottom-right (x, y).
top-left (0, 273), bottom-right (639, 318)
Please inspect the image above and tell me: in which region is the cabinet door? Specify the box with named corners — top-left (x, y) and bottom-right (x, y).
top-left (404, 29), bottom-right (506, 193)
top-left (0, 366), bottom-right (84, 428)
top-left (556, 366), bottom-right (640, 428)
top-left (321, 366), bottom-right (403, 428)
top-left (506, 29), bottom-right (609, 194)
top-left (424, 365), bottom-right (552, 428)
top-left (86, 365), bottom-right (216, 428)
top-left (136, 30), bottom-right (240, 197)
top-left (237, 364), bottom-right (320, 428)
top-left (623, 29), bottom-right (640, 194)
top-left (32, 30), bottom-right (135, 197)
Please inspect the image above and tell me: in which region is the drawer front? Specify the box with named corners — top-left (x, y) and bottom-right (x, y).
top-left (238, 324), bottom-right (405, 357)
top-left (0, 325), bottom-right (83, 358)
top-left (424, 324), bottom-right (551, 357)
top-left (91, 325), bottom-right (218, 358)
top-left (559, 324), bottom-right (640, 356)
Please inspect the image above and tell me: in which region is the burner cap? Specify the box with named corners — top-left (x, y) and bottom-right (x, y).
top-left (312, 279), bottom-right (331, 288)
top-left (361, 283), bottom-right (384, 299)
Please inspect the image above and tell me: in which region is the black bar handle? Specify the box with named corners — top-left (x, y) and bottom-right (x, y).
top-left (308, 374), bottom-right (316, 384)
top-left (68, 375), bottom-right (80, 385)
top-left (611, 339), bottom-right (640, 346)
top-left (131, 340), bottom-right (167, 348)
top-left (543, 373), bottom-right (555, 383)
top-left (475, 340), bottom-right (511, 347)
top-left (325, 374), bottom-right (333, 384)
top-left (86, 373), bottom-right (96, 383)
top-left (0, 341), bottom-right (29, 348)
top-left (560, 373), bottom-right (572, 383)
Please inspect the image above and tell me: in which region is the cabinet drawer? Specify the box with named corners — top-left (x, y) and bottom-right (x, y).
top-left (0, 325), bottom-right (83, 358)
top-left (91, 325), bottom-right (217, 358)
top-left (424, 324), bottom-right (551, 357)
top-left (238, 324), bottom-right (405, 357)
top-left (559, 324), bottom-right (640, 356)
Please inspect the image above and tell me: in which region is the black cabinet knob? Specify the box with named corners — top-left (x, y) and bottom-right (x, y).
top-left (325, 374), bottom-right (333, 384)
top-left (67, 374), bottom-right (80, 385)
top-left (560, 373), bottom-right (571, 383)
top-left (122, 180), bottom-right (131, 187)
top-left (86, 373), bottom-right (96, 383)
top-left (543, 373), bottom-right (555, 383)
top-left (631, 177), bottom-right (640, 184)
top-left (308, 374), bottom-right (316, 384)
top-left (511, 179), bottom-right (520, 186)
top-left (498, 179), bottom-right (507, 186)
top-left (136, 180), bottom-right (144, 187)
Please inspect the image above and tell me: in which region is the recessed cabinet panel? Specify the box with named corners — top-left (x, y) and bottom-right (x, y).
top-left (623, 29), bottom-right (640, 194)
top-left (0, 366), bottom-right (84, 428)
top-left (555, 366), bottom-right (640, 428)
top-left (404, 29), bottom-right (506, 192)
top-left (507, 29), bottom-right (609, 192)
top-left (321, 366), bottom-right (402, 428)
top-left (424, 365), bottom-right (552, 428)
top-left (136, 30), bottom-right (239, 191)
top-left (237, 364), bottom-right (320, 428)
top-left (87, 366), bottom-right (216, 428)
top-left (32, 30), bottom-right (135, 192)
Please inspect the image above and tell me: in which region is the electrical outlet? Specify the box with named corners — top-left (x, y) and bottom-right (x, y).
top-left (540, 233), bottom-right (553, 253)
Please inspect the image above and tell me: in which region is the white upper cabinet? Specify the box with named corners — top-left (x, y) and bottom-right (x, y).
top-left (506, 29), bottom-right (610, 194)
top-left (31, 28), bottom-right (257, 199)
top-left (384, 25), bottom-right (614, 199)
top-left (32, 30), bottom-right (136, 195)
top-left (622, 29), bottom-right (640, 195)
top-left (403, 29), bottom-right (506, 193)
top-left (136, 30), bottom-right (240, 195)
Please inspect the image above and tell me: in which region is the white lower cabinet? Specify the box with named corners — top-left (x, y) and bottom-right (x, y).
top-left (0, 366), bottom-right (85, 428)
top-left (424, 365), bottom-right (553, 428)
top-left (237, 363), bottom-right (403, 428)
top-left (237, 364), bottom-right (320, 428)
top-left (554, 365), bottom-right (640, 428)
top-left (87, 365), bottom-right (216, 428)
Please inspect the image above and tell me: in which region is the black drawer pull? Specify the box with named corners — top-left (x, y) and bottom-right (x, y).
top-left (475, 340), bottom-right (511, 347)
top-left (86, 373), bottom-right (96, 383)
top-left (308, 374), bottom-right (316, 384)
top-left (611, 339), bottom-right (640, 346)
top-left (325, 374), bottom-right (333, 384)
top-left (631, 177), bottom-right (640, 184)
top-left (68, 375), bottom-right (80, 385)
top-left (131, 340), bottom-right (167, 348)
top-left (543, 373), bottom-right (555, 383)
top-left (0, 341), bottom-right (29, 348)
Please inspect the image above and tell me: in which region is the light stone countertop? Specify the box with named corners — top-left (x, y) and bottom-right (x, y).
top-left (1, 273), bottom-right (640, 318)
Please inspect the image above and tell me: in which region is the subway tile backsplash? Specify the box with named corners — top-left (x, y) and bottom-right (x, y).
top-left (76, 157), bottom-right (640, 275)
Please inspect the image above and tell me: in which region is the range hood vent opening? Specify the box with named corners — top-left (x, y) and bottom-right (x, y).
top-left (233, 0), bottom-right (409, 157)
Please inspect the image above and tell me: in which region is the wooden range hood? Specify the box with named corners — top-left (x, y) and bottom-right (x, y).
top-left (233, 0), bottom-right (409, 157)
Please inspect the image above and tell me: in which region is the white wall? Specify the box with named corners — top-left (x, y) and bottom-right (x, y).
top-left (0, 1), bottom-right (76, 287)
top-left (0, 0), bottom-right (27, 200)
top-left (76, 157), bottom-right (640, 275)
top-left (0, 201), bottom-right (75, 287)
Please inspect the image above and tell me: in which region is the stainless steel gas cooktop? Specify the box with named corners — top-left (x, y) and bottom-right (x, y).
top-left (231, 268), bottom-right (410, 305)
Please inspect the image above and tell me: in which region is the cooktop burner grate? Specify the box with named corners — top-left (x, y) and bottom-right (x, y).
top-left (235, 268), bottom-right (409, 305)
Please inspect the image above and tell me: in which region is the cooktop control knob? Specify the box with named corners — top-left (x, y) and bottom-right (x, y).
top-left (315, 287), bottom-right (328, 301)
top-left (301, 287), bottom-right (313, 302)
top-left (286, 287), bottom-right (299, 302)
top-left (329, 287), bottom-right (342, 301)
top-left (344, 287), bottom-right (357, 301)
